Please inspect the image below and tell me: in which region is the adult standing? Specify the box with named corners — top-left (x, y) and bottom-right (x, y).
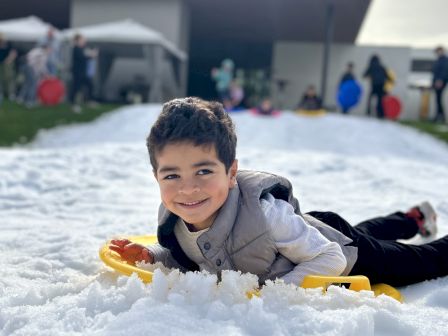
top-left (431, 46), bottom-right (448, 123)
top-left (363, 54), bottom-right (390, 119)
top-left (39, 27), bottom-right (61, 76)
top-left (0, 33), bottom-right (17, 104)
top-left (17, 44), bottom-right (50, 108)
top-left (70, 34), bottom-right (97, 113)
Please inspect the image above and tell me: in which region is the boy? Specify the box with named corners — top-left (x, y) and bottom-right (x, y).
top-left (110, 97), bottom-right (447, 287)
top-left (298, 85), bottom-right (322, 110)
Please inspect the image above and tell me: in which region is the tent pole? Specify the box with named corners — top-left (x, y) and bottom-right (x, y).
top-left (144, 44), bottom-right (164, 102)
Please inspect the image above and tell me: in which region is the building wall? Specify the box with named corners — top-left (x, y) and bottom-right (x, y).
top-left (70, 0), bottom-right (190, 51)
top-left (271, 42), bottom-right (427, 120)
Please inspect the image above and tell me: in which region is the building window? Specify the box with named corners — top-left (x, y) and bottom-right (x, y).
top-left (411, 60), bottom-right (433, 72)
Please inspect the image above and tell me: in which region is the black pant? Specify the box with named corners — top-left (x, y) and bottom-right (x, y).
top-left (434, 84), bottom-right (446, 122)
top-left (308, 211), bottom-right (448, 287)
top-left (367, 84), bottom-right (385, 118)
top-left (70, 74), bottom-right (90, 104)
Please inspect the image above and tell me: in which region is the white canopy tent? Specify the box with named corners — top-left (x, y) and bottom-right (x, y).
top-left (0, 16), bottom-right (59, 42)
top-left (62, 19), bottom-right (187, 102)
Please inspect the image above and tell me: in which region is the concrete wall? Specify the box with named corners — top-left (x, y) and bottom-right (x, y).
top-left (271, 42), bottom-right (429, 120)
top-left (70, 0), bottom-right (190, 51)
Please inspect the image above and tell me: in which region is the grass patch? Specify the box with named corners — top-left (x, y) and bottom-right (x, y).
top-left (0, 100), bottom-right (121, 146)
top-left (399, 120), bottom-right (448, 145)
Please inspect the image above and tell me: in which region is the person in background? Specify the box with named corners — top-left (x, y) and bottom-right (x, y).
top-left (339, 62), bottom-right (356, 86)
top-left (85, 55), bottom-right (98, 106)
top-left (70, 33), bottom-right (98, 113)
top-left (17, 44), bottom-right (50, 108)
top-left (254, 97), bottom-right (276, 116)
top-left (298, 85), bottom-right (322, 110)
top-left (211, 58), bottom-right (234, 103)
top-left (431, 46), bottom-right (448, 123)
top-left (38, 26), bottom-right (61, 76)
top-left (363, 54), bottom-right (390, 119)
top-left (229, 80), bottom-right (244, 108)
top-left (338, 62), bottom-right (361, 114)
top-left (0, 33), bottom-right (18, 105)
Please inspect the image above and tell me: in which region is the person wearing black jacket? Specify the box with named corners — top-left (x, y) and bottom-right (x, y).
top-left (432, 46), bottom-right (448, 123)
top-left (69, 34), bottom-right (97, 113)
top-left (363, 55), bottom-right (390, 118)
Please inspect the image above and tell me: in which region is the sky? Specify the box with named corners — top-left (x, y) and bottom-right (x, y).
top-left (2, 105), bottom-right (448, 335)
top-left (357, 0), bottom-right (448, 48)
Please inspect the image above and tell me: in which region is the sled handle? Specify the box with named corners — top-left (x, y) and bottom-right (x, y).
top-left (301, 275), bottom-right (403, 302)
top-left (301, 275), bottom-right (372, 291)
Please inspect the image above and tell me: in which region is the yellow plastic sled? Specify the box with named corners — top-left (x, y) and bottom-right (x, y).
top-left (100, 235), bottom-right (402, 302)
top-left (295, 109), bottom-right (326, 117)
top-left (301, 275), bottom-right (402, 302)
top-left (99, 235), bottom-right (158, 283)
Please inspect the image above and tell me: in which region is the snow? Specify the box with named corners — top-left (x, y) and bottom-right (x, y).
top-left (2, 104), bottom-right (448, 335)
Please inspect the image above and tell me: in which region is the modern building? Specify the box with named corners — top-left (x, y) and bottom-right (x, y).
top-left (69, 0), bottom-right (371, 106)
top-left (1, 0), bottom-right (439, 118)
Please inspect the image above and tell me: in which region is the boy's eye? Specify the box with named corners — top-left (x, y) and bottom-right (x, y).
top-left (163, 174), bottom-right (179, 180)
top-left (197, 169), bottom-right (212, 176)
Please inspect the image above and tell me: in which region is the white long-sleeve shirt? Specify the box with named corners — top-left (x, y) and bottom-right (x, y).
top-left (260, 193), bottom-right (346, 285)
top-left (27, 47), bottom-right (48, 77)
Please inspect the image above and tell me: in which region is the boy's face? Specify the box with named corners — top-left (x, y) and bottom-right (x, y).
top-left (154, 142), bottom-right (237, 231)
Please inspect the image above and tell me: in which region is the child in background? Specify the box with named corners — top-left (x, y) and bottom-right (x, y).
top-left (338, 62), bottom-right (362, 114)
top-left (211, 59), bottom-right (234, 102)
top-left (230, 80), bottom-right (244, 108)
top-left (252, 97), bottom-right (279, 116)
top-left (339, 62), bottom-right (356, 87)
top-left (298, 85), bottom-right (322, 110)
top-left (110, 97), bottom-right (447, 287)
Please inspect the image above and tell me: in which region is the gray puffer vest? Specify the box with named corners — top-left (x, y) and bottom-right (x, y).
top-left (157, 170), bottom-right (357, 284)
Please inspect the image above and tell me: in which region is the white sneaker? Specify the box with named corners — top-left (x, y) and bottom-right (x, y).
top-left (417, 201), bottom-right (438, 238)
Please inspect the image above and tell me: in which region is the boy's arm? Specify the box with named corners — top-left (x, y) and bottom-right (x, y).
top-left (261, 194), bottom-right (347, 286)
top-left (147, 243), bottom-right (188, 271)
top-left (110, 239), bottom-right (188, 271)
top-left (279, 244), bottom-right (346, 286)
top-left (109, 239), bottom-right (153, 264)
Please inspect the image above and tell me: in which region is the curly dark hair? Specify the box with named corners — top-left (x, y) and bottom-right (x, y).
top-left (147, 97), bottom-right (237, 172)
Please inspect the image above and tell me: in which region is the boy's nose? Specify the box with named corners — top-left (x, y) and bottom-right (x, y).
top-left (178, 181), bottom-right (200, 195)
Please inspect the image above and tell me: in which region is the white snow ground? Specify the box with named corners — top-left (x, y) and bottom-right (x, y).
top-left (1, 104), bottom-right (448, 335)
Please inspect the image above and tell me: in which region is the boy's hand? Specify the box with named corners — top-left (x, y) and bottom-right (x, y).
top-left (109, 239), bottom-right (154, 265)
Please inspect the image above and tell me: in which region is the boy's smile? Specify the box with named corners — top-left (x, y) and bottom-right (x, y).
top-left (154, 142), bottom-right (237, 231)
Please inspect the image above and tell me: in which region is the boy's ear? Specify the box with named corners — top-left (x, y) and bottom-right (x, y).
top-left (229, 160), bottom-right (238, 188)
